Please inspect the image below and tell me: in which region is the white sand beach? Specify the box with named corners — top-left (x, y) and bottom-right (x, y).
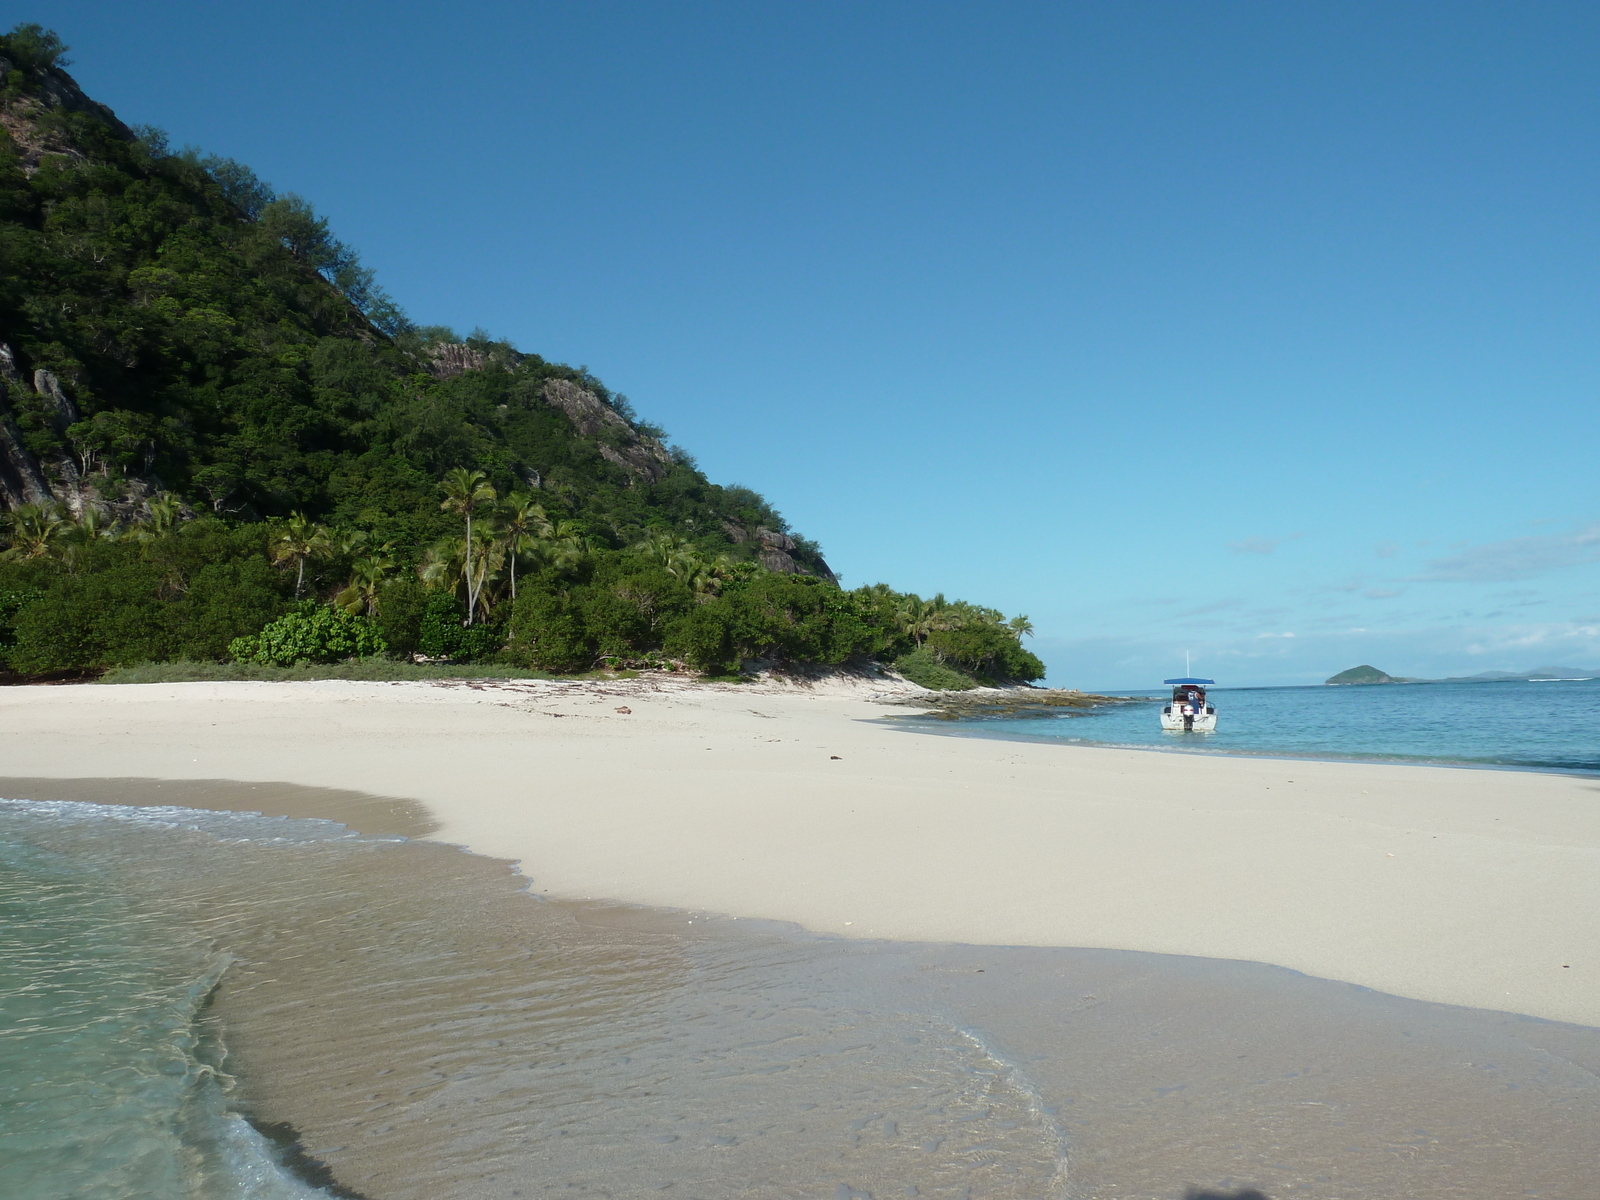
top-left (3, 676), bottom-right (1596, 1027)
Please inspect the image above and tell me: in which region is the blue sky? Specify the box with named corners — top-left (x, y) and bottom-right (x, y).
top-left (41, 1), bottom-right (1600, 687)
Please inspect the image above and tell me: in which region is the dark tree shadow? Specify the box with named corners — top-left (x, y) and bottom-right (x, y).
top-left (1183, 1190), bottom-right (1272, 1200)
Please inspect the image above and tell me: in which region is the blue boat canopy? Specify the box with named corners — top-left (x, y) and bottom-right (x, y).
top-left (1163, 677), bottom-right (1215, 685)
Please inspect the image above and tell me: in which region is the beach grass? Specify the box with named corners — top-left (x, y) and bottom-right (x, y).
top-left (96, 659), bottom-right (560, 685)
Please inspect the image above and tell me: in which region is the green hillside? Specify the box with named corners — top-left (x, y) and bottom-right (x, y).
top-left (0, 25), bottom-right (1040, 686)
top-left (1325, 665), bottom-right (1398, 685)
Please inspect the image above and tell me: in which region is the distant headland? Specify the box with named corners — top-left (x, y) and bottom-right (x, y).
top-left (1326, 664), bottom-right (1597, 685)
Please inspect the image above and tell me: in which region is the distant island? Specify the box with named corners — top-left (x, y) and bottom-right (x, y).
top-left (1327, 664), bottom-right (1596, 685)
top-left (1438, 666), bottom-right (1597, 682)
top-left (1325, 665), bottom-right (1406, 685)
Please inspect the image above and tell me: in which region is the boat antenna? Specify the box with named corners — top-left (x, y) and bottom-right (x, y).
top-left (1186, 650), bottom-right (1191, 675)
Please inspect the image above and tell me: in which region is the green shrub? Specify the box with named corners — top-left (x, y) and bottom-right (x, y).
top-left (507, 591), bottom-right (594, 672)
top-left (663, 603), bottom-right (738, 673)
top-left (417, 591), bottom-right (465, 659)
top-left (231, 602), bottom-right (387, 666)
top-left (6, 560), bottom-right (173, 673)
top-left (376, 576), bottom-right (431, 657)
top-left (0, 587), bottom-right (42, 668)
top-left (924, 623), bottom-right (1045, 682)
top-left (894, 648), bottom-right (978, 691)
top-left (410, 590), bottom-right (503, 661)
top-left (453, 622), bottom-right (504, 662)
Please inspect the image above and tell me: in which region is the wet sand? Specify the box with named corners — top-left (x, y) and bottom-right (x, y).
top-left (5, 777), bottom-right (1599, 1199)
top-left (1, 677), bottom-right (1596, 1027)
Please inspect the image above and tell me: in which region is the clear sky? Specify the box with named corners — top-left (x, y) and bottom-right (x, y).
top-left (38, 1), bottom-right (1600, 687)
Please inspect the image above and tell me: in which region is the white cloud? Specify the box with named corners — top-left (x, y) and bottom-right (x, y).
top-left (1410, 523), bottom-right (1600, 583)
top-left (1230, 537), bottom-right (1279, 554)
top-left (1230, 532), bottom-right (1305, 556)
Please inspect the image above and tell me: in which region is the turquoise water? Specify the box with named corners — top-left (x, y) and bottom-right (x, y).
top-left (922, 678), bottom-right (1600, 774)
top-left (0, 799), bottom-right (347, 1200)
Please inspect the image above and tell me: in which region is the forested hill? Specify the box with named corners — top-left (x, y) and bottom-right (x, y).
top-left (0, 24), bottom-right (1043, 687)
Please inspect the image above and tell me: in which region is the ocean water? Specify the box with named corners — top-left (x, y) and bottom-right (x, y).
top-left (0, 799), bottom-right (345, 1200)
top-left (922, 678), bottom-right (1600, 773)
top-left (4, 786), bottom-right (1598, 1199)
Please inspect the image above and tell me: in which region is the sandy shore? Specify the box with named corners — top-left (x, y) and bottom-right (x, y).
top-left (2, 676), bottom-right (1596, 1026)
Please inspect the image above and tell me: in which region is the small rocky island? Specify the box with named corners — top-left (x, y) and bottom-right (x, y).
top-left (1325, 665), bottom-right (1403, 685)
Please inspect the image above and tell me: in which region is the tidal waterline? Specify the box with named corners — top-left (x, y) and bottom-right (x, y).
top-left (2, 778), bottom-right (1596, 1199)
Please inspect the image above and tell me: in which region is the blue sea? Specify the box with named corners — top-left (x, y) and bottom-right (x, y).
top-left (918, 677), bottom-right (1600, 775)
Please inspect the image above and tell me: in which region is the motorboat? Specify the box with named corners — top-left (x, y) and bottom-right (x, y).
top-left (1160, 677), bottom-right (1217, 732)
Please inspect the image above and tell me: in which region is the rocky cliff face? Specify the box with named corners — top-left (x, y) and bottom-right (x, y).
top-left (0, 341), bottom-right (101, 515)
top-left (0, 57), bottom-right (132, 175)
top-left (426, 342), bottom-right (492, 380)
top-left (541, 378), bottom-right (674, 484)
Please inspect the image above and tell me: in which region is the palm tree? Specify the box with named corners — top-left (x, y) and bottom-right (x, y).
top-left (130, 492), bottom-right (182, 545)
top-left (1008, 614), bottom-right (1035, 639)
top-left (419, 521), bottom-right (505, 622)
top-left (686, 552), bottom-right (740, 598)
top-left (0, 503), bottom-right (66, 562)
top-left (497, 491), bottom-right (550, 601)
top-left (544, 520), bottom-right (587, 574)
top-left (439, 468), bottom-right (496, 623)
top-left (895, 596), bottom-right (937, 647)
top-left (633, 530), bottom-right (706, 581)
top-left (271, 512), bottom-right (332, 598)
top-left (54, 505), bottom-right (116, 571)
top-left (336, 547), bottom-right (396, 616)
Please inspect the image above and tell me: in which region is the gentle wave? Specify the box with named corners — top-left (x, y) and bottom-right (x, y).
top-left (0, 800), bottom-right (333, 1200)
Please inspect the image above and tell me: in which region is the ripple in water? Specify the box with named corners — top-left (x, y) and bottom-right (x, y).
top-left (0, 797), bottom-right (1067, 1199)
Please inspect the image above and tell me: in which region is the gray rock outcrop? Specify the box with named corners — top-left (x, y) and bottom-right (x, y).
top-left (542, 379), bottom-right (673, 483)
top-left (755, 527), bottom-right (802, 574)
top-left (0, 342), bottom-right (52, 510)
top-left (0, 345), bottom-right (92, 513)
top-left (426, 343), bottom-right (492, 380)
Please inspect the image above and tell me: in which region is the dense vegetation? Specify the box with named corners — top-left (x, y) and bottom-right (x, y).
top-left (0, 26), bottom-right (1043, 687)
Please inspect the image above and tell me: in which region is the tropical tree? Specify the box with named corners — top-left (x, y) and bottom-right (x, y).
top-left (685, 552), bottom-right (742, 598)
top-left (544, 519), bottom-right (587, 574)
top-left (439, 468), bottom-right (496, 623)
top-left (894, 596), bottom-right (939, 647)
top-left (0, 503), bottom-right (66, 562)
top-left (336, 547), bottom-right (396, 616)
top-left (497, 491), bottom-right (551, 601)
top-left (420, 521), bottom-right (504, 622)
top-left (1008, 614), bottom-right (1035, 639)
top-left (54, 505), bottom-right (117, 571)
top-left (270, 512), bottom-right (332, 598)
top-left (130, 492), bottom-right (182, 544)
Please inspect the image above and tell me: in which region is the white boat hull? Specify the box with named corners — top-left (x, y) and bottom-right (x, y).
top-left (1160, 706), bottom-right (1217, 732)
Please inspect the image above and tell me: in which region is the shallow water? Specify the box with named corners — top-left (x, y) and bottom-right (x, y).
top-left (3, 782), bottom-right (1598, 1199)
top-left (915, 678), bottom-right (1600, 774)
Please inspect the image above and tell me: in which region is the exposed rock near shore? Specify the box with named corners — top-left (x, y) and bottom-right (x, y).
top-left (882, 687), bottom-right (1141, 719)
